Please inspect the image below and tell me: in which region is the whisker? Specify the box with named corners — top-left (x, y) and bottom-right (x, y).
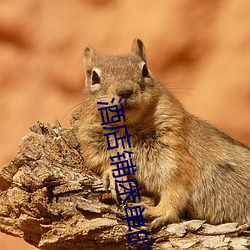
top-left (61, 102), bottom-right (83, 122)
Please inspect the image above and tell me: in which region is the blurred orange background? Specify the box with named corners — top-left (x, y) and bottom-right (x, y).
top-left (1, 1), bottom-right (250, 249)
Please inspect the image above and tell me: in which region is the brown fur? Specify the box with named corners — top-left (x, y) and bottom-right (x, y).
top-left (78, 39), bottom-right (250, 229)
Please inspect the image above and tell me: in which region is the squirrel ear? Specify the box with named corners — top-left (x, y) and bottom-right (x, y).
top-left (83, 45), bottom-right (98, 71)
top-left (131, 38), bottom-right (147, 63)
top-left (83, 46), bottom-right (99, 86)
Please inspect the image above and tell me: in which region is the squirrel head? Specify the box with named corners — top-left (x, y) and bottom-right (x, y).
top-left (82, 39), bottom-right (160, 121)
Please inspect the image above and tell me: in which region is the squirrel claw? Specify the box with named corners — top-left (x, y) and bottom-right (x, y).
top-left (148, 216), bottom-right (168, 232)
top-left (102, 169), bottom-right (120, 204)
top-left (102, 171), bottom-right (110, 192)
top-left (102, 169), bottom-right (131, 205)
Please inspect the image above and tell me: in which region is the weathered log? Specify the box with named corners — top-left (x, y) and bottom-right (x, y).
top-left (0, 109), bottom-right (249, 249)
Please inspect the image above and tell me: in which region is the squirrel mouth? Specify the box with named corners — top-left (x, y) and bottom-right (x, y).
top-left (122, 99), bottom-right (135, 110)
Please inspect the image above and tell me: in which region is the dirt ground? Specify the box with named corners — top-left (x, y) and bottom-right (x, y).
top-left (1, 1), bottom-right (250, 249)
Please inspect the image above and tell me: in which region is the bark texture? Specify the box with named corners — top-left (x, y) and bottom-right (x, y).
top-left (0, 109), bottom-right (249, 250)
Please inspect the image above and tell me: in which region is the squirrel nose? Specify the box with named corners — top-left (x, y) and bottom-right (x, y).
top-left (116, 88), bottom-right (133, 99)
top-left (116, 80), bottom-right (134, 99)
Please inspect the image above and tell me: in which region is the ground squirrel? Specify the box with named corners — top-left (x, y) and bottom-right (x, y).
top-left (78, 38), bottom-right (250, 230)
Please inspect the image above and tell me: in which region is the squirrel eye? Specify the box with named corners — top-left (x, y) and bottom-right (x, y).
top-left (142, 63), bottom-right (149, 78)
top-left (91, 70), bottom-right (100, 85)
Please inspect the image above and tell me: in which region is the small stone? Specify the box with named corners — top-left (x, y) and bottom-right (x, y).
top-left (166, 222), bottom-right (187, 237)
top-left (228, 237), bottom-right (249, 250)
top-left (183, 220), bottom-right (205, 232)
top-left (202, 235), bottom-right (229, 248)
top-left (202, 222), bottom-right (239, 235)
top-left (169, 237), bottom-right (199, 249)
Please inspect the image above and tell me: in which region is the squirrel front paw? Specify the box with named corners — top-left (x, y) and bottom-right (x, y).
top-left (102, 169), bottom-right (129, 204)
top-left (138, 202), bottom-right (180, 231)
